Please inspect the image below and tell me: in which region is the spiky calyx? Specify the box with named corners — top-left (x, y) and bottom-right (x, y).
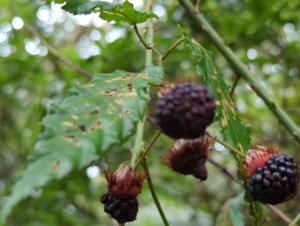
top-left (154, 83), bottom-right (216, 139)
top-left (106, 163), bottom-right (144, 199)
top-left (244, 146), bottom-right (299, 204)
top-left (244, 145), bottom-right (278, 177)
top-left (164, 136), bottom-right (212, 180)
top-left (101, 193), bottom-right (138, 224)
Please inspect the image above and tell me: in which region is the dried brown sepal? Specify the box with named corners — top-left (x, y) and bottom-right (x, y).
top-left (164, 136), bottom-right (212, 180)
top-left (105, 162), bottom-right (144, 198)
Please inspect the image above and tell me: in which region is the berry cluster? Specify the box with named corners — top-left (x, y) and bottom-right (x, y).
top-left (101, 193), bottom-right (138, 224)
top-left (155, 83), bottom-right (216, 139)
top-left (245, 147), bottom-right (299, 204)
top-left (155, 82), bottom-right (215, 181)
top-left (100, 81), bottom-right (300, 225)
top-left (101, 163), bottom-right (143, 224)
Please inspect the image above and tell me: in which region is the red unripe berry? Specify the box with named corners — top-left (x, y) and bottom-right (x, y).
top-left (106, 162), bottom-right (144, 198)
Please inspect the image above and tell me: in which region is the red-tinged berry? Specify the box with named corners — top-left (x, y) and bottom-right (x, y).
top-left (154, 83), bottom-right (216, 139)
top-left (244, 146), bottom-right (299, 204)
top-left (105, 162), bottom-right (144, 199)
top-left (101, 193), bottom-right (138, 224)
top-left (164, 136), bottom-right (212, 180)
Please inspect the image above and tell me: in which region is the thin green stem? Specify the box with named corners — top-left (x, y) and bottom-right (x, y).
top-left (145, 22), bottom-right (154, 67)
top-left (290, 212), bottom-right (300, 226)
top-left (230, 76), bottom-right (240, 97)
top-left (131, 0), bottom-right (155, 168)
top-left (142, 161), bottom-right (170, 226)
top-left (135, 3), bottom-right (169, 225)
top-left (208, 134), bottom-right (246, 158)
top-left (133, 24), bottom-right (160, 60)
top-left (161, 37), bottom-right (185, 61)
top-left (133, 24), bottom-right (152, 50)
top-left (130, 121), bottom-right (145, 167)
top-left (178, 0), bottom-right (300, 144)
top-left (134, 130), bottom-right (161, 170)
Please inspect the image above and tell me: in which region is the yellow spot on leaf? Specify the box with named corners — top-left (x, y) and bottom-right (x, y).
top-left (64, 135), bottom-right (76, 143)
top-left (71, 115), bottom-right (79, 120)
top-left (63, 121), bottom-right (77, 128)
top-left (82, 83), bottom-right (95, 88)
top-left (52, 160), bottom-right (60, 171)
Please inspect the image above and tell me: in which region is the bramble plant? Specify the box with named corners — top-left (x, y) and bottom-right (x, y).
top-left (1, 0), bottom-right (300, 226)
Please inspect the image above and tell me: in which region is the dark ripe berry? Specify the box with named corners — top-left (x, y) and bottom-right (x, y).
top-left (164, 136), bottom-right (211, 180)
top-left (154, 83), bottom-right (216, 139)
top-left (245, 146), bottom-right (299, 204)
top-left (101, 193), bottom-right (138, 224)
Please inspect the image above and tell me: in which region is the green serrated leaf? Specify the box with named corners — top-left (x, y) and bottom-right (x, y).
top-left (52, 0), bottom-right (158, 25)
top-left (180, 27), bottom-right (250, 160)
top-left (99, 1), bottom-right (158, 25)
top-left (216, 193), bottom-right (245, 226)
top-left (0, 66), bottom-right (164, 223)
top-left (62, 0), bottom-right (112, 15)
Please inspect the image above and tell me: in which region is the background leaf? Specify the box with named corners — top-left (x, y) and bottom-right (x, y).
top-left (50, 0), bottom-right (158, 24)
top-left (0, 66), bottom-right (164, 223)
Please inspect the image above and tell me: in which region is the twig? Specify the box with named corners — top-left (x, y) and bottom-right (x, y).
top-left (133, 24), bottom-right (161, 56)
top-left (142, 161), bottom-right (170, 226)
top-left (178, 0), bottom-right (300, 144)
top-left (161, 37), bottom-right (185, 61)
top-left (134, 130), bottom-right (161, 170)
top-left (195, 0), bottom-right (201, 13)
top-left (133, 24), bottom-right (152, 50)
top-left (230, 76), bottom-right (240, 97)
top-left (209, 155), bottom-right (294, 225)
top-left (290, 212), bottom-right (300, 226)
top-left (24, 25), bottom-right (92, 79)
top-left (267, 205), bottom-right (294, 225)
top-left (207, 157), bottom-right (235, 180)
top-left (10, 2), bottom-right (92, 79)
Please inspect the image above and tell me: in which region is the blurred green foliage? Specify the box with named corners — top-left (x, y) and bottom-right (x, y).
top-left (1, 0), bottom-right (300, 225)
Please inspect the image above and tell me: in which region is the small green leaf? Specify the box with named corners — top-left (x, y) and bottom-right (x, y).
top-left (51, 0), bottom-right (158, 25)
top-left (0, 66), bottom-right (164, 223)
top-left (180, 27), bottom-right (250, 161)
top-left (216, 194), bottom-right (245, 226)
